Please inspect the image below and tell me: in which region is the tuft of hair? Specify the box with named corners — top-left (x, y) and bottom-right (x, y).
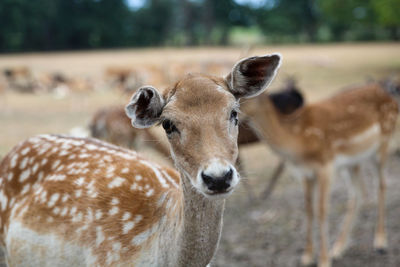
top-left (269, 78), bottom-right (304, 115)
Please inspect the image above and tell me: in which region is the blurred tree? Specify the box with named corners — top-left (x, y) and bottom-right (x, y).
top-left (253, 0), bottom-right (319, 42)
top-left (0, 0), bottom-right (399, 52)
top-left (371, 0), bottom-right (400, 40)
top-left (129, 0), bottom-right (175, 46)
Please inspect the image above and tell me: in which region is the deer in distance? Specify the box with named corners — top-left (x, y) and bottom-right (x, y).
top-left (241, 81), bottom-right (399, 267)
top-left (0, 54), bottom-right (281, 266)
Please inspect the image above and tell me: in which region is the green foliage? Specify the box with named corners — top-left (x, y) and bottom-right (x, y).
top-left (372, 0), bottom-right (400, 26)
top-left (0, 0), bottom-right (398, 52)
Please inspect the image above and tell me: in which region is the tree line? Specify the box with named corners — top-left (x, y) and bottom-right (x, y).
top-left (0, 0), bottom-right (398, 53)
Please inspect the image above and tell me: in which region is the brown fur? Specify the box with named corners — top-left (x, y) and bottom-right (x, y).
top-left (242, 83), bottom-right (398, 267)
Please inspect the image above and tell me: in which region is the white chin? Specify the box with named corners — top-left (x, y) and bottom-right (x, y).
top-left (200, 187), bottom-right (235, 199)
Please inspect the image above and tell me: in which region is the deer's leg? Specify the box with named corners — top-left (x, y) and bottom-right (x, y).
top-left (353, 165), bottom-right (368, 202)
top-left (316, 165), bottom-right (333, 267)
top-left (301, 177), bottom-right (316, 266)
top-left (374, 141), bottom-right (389, 252)
top-left (260, 160), bottom-right (285, 200)
top-left (331, 166), bottom-right (361, 259)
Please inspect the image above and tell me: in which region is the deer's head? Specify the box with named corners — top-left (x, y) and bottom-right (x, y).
top-left (126, 54), bottom-right (281, 198)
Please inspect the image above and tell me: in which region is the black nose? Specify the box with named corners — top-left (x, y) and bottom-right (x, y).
top-left (201, 169), bottom-right (233, 192)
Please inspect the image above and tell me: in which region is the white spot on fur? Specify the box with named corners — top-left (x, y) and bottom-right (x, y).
top-left (60, 207), bottom-right (68, 216)
top-left (109, 207), bottom-right (119, 216)
top-left (48, 193), bottom-right (60, 207)
top-left (19, 169), bottom-right (31, 182)
top-left (122, 212), bottom-right (131, 221)
top-left (52, 160), bottom-right (61, 170)
top-left (21, 147), bottom-right (30, 155)
top-left (10, 154), bottom-right (18, 168)
top-left (72, 212), bottom-right (83, 222)
top-left (75, 190), bottom-right (82, 198)
top-left (75, 177), bottom-right (85, 186)
top-left (21, 184), bottom-right (31, 195)
top-left (85, 208), bottom-right (94, 222)
top-left (38, 171), bottom-right (44, 181)
top-left (19, 157), bottom-right (29, 169)
top-left (135, 175), bottom-right (142, 181)
top-left (108, 177), bottom-right (126, 188)
top-left (111, 198), bottom-right (119, 205)
top-left (112, 242), bottom-right (121, 251)
top-left (61, 194), bottom-right (69, 203)
top-left (96, 226), bottom-right (105, 247)
top-left (70, 206), bottom-right (77, 216)
top-left (41, 158), bottom-right (48, 166)
top-left (0, 190), bottom-right (8, 211)
top-left (47, 174), bottom-right (66, 181)
top-left (7, 172), bottom-right (13, 181)
top-left (123, 221), bottom-right (135, 234)
top-left (95, 210), bottom-right (103, 220)
top-left (53, 207), bottom-right (60, 215)
top-left (32, 163), bottom-right (39, 174)
top-left (145, 189), bottom-right (154, 197)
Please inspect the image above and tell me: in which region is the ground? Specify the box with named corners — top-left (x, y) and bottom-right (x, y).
top-left (214, 148), bottom-right (400, 267)
top-left (0, 43), bottom-right (399, 266)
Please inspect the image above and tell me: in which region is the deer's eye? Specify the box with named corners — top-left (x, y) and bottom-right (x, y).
top-left (162, 119), bottom-right (179, 136)
top-left (230, 110), bottom-right (238, 126)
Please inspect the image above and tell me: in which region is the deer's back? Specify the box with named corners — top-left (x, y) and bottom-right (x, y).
top-left (0, 135), bottom-right (181, 266)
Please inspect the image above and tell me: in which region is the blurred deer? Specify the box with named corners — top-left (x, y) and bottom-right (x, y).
top-left (3, 66), bottom-right (36, 93)
top-left (242, 81), bottom-right (399, 267)
top-left (0, 54), bottom-right (281, 266)
top-left (89, 105), bottom-right (170, 158)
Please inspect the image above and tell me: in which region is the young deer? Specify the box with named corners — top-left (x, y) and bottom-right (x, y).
top-left (0, 54), bottom-right (281, 266)
top-left (241, 82), bottom-right (399, 267)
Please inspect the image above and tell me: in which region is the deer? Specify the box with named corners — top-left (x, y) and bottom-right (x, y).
top-left (89, 105), bottom-right (171, 157)
top-left (0, 54), bottom-right (281, 267)
top-left (241, 81), bottom-right (399, 267)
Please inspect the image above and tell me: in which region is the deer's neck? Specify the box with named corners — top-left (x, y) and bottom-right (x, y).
top-left (176, 173), bottom-right (225, 267)
top-left (243, 97), bottom-right (299, 155)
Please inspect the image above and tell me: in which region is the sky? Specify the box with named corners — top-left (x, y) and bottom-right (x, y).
top-left (125, 0), bottom-right (272, 10)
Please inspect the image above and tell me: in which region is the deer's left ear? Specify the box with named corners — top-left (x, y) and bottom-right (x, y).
top-left (226, 53), bottom-right (281, 99)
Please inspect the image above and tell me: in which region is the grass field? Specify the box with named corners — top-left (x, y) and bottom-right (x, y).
top-left (0, 43), bottom-right (400, 266)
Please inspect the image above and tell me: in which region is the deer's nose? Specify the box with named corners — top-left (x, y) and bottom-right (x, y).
top-left (201, 168), bottom-right (233, 193)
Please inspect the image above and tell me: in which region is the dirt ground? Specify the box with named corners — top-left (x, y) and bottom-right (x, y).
top-left (0, 43), bottom-right (399, 266)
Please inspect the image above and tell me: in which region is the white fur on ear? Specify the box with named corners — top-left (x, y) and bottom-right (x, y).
top-left (228, 53), bottom-right (282, 99)
top-left (125, 86), bottom-right (164, 128)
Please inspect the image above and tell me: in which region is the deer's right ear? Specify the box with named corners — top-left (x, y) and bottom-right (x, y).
top-left (125, 86), bottom-right (165, 128)
top-left (227, 53), bottom-right (281, 99)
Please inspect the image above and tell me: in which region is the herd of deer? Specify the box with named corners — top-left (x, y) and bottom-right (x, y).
top-left (0, 60), bottom-right (233, 97)
top-left (0, 54), bottom-right (399, 267)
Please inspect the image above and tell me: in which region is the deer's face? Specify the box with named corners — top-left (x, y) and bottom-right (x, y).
top-left (126, 54), bottom-right (281, 198)
top-left (161, 75), bottom-right (240, 197)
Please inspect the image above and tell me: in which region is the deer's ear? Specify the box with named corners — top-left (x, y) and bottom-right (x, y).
top-left (125, 86), bottom-right (164, 128)
top-left (226, 53), bottom-right (281, 99)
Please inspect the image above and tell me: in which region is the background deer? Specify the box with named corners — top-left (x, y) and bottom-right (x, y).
top-left (89, 105), bottom-right (171, 158)
top-left (241, 82), bottom-right (399, 267)
top-left (0, 54), bottom-right (281, 266)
